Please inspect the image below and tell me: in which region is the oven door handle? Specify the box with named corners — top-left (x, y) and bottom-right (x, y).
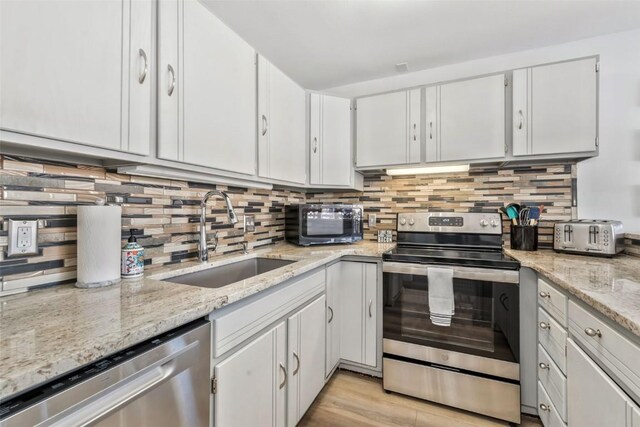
top-left (382, 262), bottom-right (519, 284)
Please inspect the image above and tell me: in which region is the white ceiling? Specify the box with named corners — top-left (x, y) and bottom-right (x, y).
top-left (203, 0), bottom-right (640, 90)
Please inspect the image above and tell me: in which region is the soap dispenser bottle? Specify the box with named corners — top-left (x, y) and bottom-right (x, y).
top-left (121, 229), bottom-right (144, 278)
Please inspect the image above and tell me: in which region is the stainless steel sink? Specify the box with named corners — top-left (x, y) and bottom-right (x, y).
top-left (166, 257), bottom-right (295, 289)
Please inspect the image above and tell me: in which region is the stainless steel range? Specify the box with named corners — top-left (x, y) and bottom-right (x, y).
top-left (382, 212), bottom-right (521, 424)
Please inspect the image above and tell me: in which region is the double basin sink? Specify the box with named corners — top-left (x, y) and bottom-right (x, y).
top-left (166, 257), bottom-right (296, 289)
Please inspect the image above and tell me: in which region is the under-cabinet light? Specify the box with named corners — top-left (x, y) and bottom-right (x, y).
top-left (386, 165), bottom-right (470, 176)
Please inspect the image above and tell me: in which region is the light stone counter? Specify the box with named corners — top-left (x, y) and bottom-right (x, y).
top-left (505, 248), bottom-right (640, 339)
top-left (0, 241), bottom-right (394, 401)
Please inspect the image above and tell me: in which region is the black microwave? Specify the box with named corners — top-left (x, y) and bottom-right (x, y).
top-left (285, 204), bottom-right (364, 246)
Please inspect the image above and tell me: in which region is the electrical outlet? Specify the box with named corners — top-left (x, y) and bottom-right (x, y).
top-left (368, 214), bottom-right (377, 229)
top-left (8, 219), bottom-right (39, 257)
top-left (244, 215), bottom-right (256, 233)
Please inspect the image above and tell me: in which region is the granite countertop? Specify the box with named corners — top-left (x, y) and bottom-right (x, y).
top-left (0, 241), bottom-right (393, 401)
top-left (505, 248), bottom-right (640, 338)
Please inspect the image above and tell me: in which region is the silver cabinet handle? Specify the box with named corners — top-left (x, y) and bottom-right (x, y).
top-left (138, 48), bottom-right (148, 84)
top-left (313, 137), bottom-right (318, 154)
top-left (539, 291), bottom-right (550, 299)
top-left (429, 122), bottom-right (433, 139)
top-left (167, 64), bottom-right (176, 96)
top-left (539, 362), bottom-right (549, 370)
top-left (279, 363), bottom-right (287, 389)
top-left (518, 109), bottom-right (524, 130)
top-left (585, 327), bottom-right (602, 338)
top-left (412, 123), bottom-right (417, 141)
top-left (368, 299), bottom-right (373, 318)
top-left (328, 306), bottom-right (334, 324)
top-left (539, 403), bottom-right (550, 412)
top-left (293, 352), bottom-right (300, 376)
top-left (261, 114), bottom-right (268, 136)
top-left (539, 321), bottom-right (550, 330)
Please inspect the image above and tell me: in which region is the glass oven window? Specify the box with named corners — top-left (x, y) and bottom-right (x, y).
top-left (383, 271), bottom-right (519, 363)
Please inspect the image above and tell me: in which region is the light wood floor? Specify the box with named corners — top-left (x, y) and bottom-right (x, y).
top-left (299, 371), bottom-right (542, 427)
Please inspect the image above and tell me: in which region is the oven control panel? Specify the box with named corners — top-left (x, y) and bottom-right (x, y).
top-left (397, 212), bottom-right (502, 234)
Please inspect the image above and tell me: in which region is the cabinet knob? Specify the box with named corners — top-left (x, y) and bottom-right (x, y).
top-left (584, 327), bottom-right (602, 338)
top-left (538, 362), bottom-right (549, 370)
top-left (539, 291), bottom-right (550, 299)
top-left (539, 403), bottom-right (550, 412)
top-left (539, 321), bottom-right (550, 330)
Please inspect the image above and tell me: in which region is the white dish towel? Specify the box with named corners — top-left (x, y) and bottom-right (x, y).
top-left (427, 267), bottom-right (455, 327)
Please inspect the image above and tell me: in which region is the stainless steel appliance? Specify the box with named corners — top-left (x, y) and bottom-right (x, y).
top-left (553, 219), bottom-right (624, 256)
top-left (382, 212), bottom-right (521, 424)
top-left (0, 319), bottom-right (211, 427)
top-left (285, 204), bottom-right (363, 246)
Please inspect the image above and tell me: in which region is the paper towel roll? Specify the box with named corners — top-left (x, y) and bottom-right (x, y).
top-left (76, 205), bottom-right (122, 288)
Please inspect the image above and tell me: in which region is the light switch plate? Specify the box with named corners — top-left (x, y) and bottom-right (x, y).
top-left (8, 219), bottom-right (39, 257)
top-left (368, 214), bottom-right (377, 229)
top-left (244, 215), bottom-right (256, 233)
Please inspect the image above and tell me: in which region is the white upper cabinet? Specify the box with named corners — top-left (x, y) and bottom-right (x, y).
top-left (157, 0), bottom-right (256, 175)
top-left (513, 57), bottom-right (598, 157)
top-left (0, 0), bottom-right (152, 155)
top-left (258, 55), bottom-right (307, 184)
top-left (309, 94), bottom-right (354, 187)
top-left (438, 74), bottom-right (506, 162)
top-left (356, 89), bottom-right (421, 168)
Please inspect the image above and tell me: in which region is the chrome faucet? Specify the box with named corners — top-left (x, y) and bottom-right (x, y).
top-left (199, 190), bottom-right (238, 262)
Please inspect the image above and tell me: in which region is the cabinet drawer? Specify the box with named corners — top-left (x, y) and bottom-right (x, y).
top-left (210, 268), bottom-right (325, 357)
top-left (537, 381), bottom-right (567, 427)
top-left (538, 345), bottom-right (567, 422)
top-left (538, 308), bottom-right (567, 374)
top-left (569, 300), bottom-right (640, 401)
top-left (538, 278), bottom-right (567, 326)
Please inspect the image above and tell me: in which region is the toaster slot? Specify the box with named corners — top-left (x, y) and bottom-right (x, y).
top-left (563, 225), bottom-right (573, 244)
top-left (588, 225), bottom-right (599, 245)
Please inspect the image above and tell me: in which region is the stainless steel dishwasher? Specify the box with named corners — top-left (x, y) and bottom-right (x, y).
top-left (0, 319), bottom-right (211, 427)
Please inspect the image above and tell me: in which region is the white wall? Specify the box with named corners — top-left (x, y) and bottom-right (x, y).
top-left (328, 29), bottom-right (640, 232)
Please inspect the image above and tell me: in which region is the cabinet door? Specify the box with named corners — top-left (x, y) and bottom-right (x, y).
top-left (288, 296), bottom-right (326, 425)
top-left (326, 263), bottom-right (341, 376)
top-left (180, 0), bottom-right (256, 174)
top-left (157, 0), bottom-right (180, 160)
top-left (424, 86), bottom-right (439, 162)
top-left (631, 404), bottom-right (640, 427)
top-left (364, 263), bottom-right (378, 367)
top-left (1, 0), bottom-right (151, 154)
top-left (439, 74), bottom-right (505, 162)
top-left (340, 262), bottom-right (366, 364)
top-left (214, 321), bottom-right (286, 427)
top-left (356, 91), bottom-right (408, 167)
top-left (530, 58), bottom-right (597, 155)
top-left (567, 339), bottom-right (627, 427)
top-left (258, 56), bottom-right (306, 184)
top-left (309, 93), bottom-right (322, 185)
top-left (408, 89), bottom-right (422, 163)
top-left (321, 95), bottom-right (352, 186)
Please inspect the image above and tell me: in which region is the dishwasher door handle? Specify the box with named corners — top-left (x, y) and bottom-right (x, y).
top-left (50, 341), bottom-right (199, 427)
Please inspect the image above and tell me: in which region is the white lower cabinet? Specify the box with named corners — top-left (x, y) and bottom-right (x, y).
top-left (325, 263), bottom-right (341, 377)
top-left (214, 321), bottom-right (287, 427)
top-left (287, 295), bottom-right (327, 425)
top-left (335, 261), bottom-right (378, 367)
top-left (567, 338), bottom-right (628, 427)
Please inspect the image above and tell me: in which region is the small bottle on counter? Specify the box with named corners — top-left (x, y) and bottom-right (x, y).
top-left (121, 229), bottom-right (144, 279)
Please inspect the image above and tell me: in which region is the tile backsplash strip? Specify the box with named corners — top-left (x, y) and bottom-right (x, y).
top-left (308, 163), bottom-right (577, 247)
top-left (0, 155), bottom-right (304, 295)
top-left (0, 155), bottom-right (576, 294)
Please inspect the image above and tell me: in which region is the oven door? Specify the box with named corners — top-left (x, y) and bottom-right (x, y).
top-left (300, 205), bottom-right (362, 244)
top-left (383, 262), bottom-right (520, 371)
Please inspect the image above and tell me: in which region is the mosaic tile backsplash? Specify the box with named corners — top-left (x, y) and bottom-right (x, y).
top-left (0, 155), bottom-right (578, 294)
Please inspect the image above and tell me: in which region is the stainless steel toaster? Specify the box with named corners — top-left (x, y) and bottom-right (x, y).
top-left (553, 220), bottom-right (624, 256)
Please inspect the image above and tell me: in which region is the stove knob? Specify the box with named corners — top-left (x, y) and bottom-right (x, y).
top-left (409, 218), bottom-right (415, 226)
top-left (490, 219), bottom-right (500, 228)
top-left (480, 219), bottom-right (488, 227)
top-left (400, 217), bottom-right (407, 225)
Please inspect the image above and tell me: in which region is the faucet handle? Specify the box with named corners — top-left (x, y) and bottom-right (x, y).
top-left (242, 241), bottom-right (249, 254)
top-left (211, 232), bottom-right (219, 252)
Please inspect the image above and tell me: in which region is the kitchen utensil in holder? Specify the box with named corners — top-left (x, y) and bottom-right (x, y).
top-left (510, 225), bottom-right (538, 251)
